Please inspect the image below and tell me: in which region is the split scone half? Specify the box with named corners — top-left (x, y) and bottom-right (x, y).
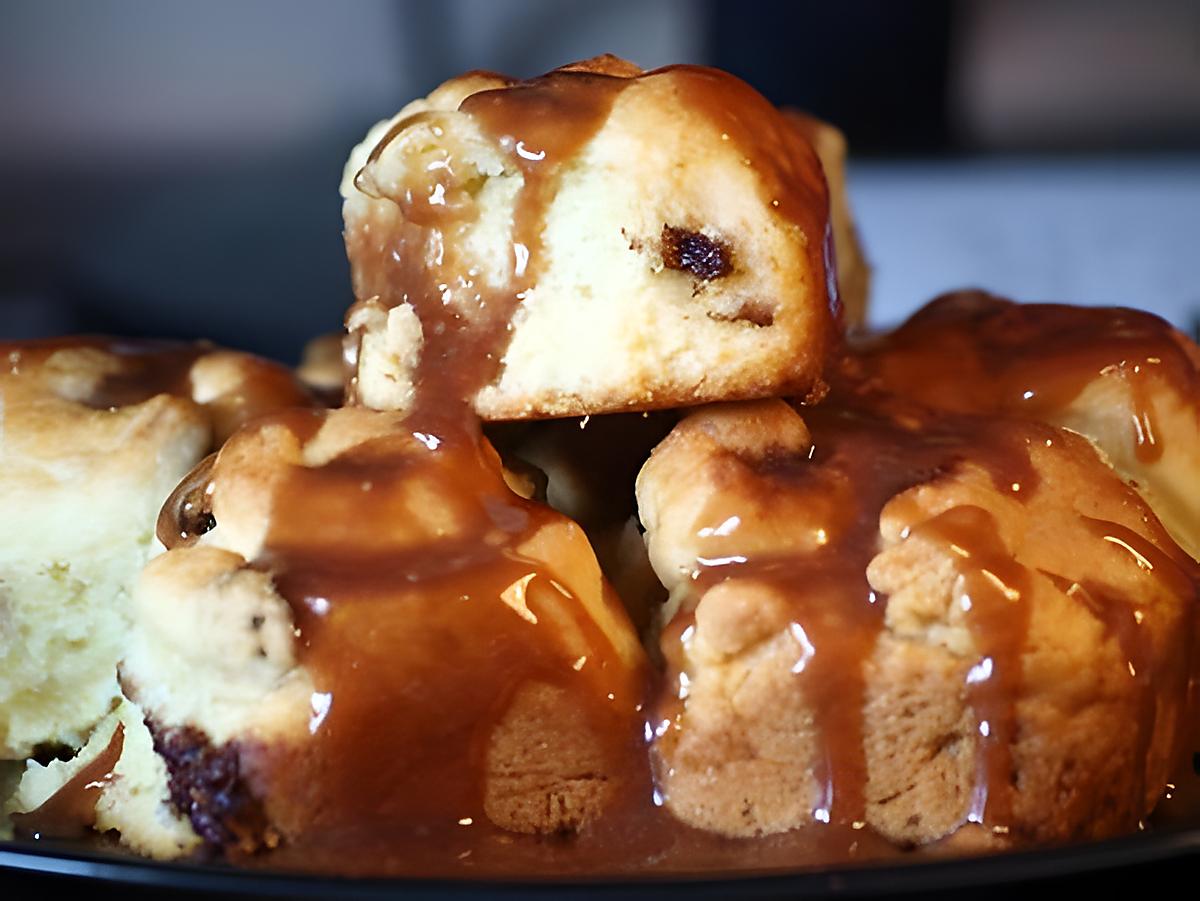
top-left (342, 55), bottom-right (845, 418)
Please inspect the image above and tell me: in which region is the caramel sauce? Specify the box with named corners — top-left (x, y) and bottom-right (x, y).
top-left (226, 66), bottom-right (652, 870)
top-left (345, 62), bottom-right (837, 413)
top-left (662, 379), bottom-right (1196, 843)
top-left (898, 504), bottom-right (1032, 828)
top-left (851, 291), bottom-right (1200, 464)
top-left (655, 393), bottom-right (1051, 832)
top-left (216, 60), bottom-right (848, 875)
top-left (12, 725), bottom-right (125, 841)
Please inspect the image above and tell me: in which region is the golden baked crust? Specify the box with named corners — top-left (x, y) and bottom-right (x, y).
top-left (341, 57), bottom-right (839, 419)
top-left (638, 399), bottom-right (1194, 846)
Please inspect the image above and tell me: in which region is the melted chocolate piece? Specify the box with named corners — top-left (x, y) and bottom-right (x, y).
top-left (148, 721), bottom-right (273, 853)
top-left (12, 725), bottom-right (125, 840)
top-left (661, 226), bottom-right (733, 281)
top-left (157, 454), bottom-right (218, 548)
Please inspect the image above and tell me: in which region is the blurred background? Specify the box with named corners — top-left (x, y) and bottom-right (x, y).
top-left (2, 0), bottom-right (1198, 359)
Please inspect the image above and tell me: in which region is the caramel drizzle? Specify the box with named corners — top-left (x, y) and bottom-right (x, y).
top-left (143, 68), bottom-right (1199, 875)
top-left (663, 397), bottom-right (1043, 828)
top-left (233, 65), bottom-right (652, 861)
top-left (897, 504), bottom-right (1032, 828)
top-left (852, 291), bottom-right (1200, 464)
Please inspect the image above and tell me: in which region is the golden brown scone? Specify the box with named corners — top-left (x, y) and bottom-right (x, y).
top-left (120, 407), bottom-right (647, 858)
top-left (785, 111), bottom-right (871, 326)
top-left (342, 55), bottom-right (838, 418)
top-left (850, 291), bottom-right (1200, 560)
top-left (0, 338), bottom-right (316, 760)
top-left (637, 398), bottom-right (1195, 847)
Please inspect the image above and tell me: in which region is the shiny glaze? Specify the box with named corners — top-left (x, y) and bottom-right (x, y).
top-left (17, 65), bottom-right (1200, 878)
top-left (208, 59), bottom-right (845, 874)
top-left (233, 410), bottom-right (648, 868)
top-left (851, 291), bottom-right (1200, 464)
top-left (227, 68), bottom-right (1194, 873)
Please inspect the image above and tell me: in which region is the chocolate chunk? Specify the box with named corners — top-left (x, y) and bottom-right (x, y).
top-left (147, 719), bottom-right (273, 853)
top-left (661, 226), bottom-right (733, 281)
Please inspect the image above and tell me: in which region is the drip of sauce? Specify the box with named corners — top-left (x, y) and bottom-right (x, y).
top-left (656, 395), bottom-right (1046, 831)
top-left (12, 725), bottom-right (125, 841)
top-left (895, 504), bottom-right (1032, 828)
top-left (193, 64), bottom-right (651, 874)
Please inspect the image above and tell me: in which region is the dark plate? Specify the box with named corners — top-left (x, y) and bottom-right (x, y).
top-left (2, 827), bottom-right (1199, 900)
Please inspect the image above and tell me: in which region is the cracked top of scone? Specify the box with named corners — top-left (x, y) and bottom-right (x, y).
top-left (341, 54), bottom-right (838, 419)
top-left (848, 291), bottom-right (1200, 559)
top-left (636, 395), bottom-right (1196, 846)
top-left (123, 406), bottom-right (648, 866)
top-left (0, 336), bottom-right (319, 451)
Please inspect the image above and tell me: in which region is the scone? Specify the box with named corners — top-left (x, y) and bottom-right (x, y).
top-left (117, 407), bottom-right (647, 863)
top-left (0, 338), bottom-right (316, 760)
top-left (342, 55), bottom-right (840, 418)
top-left (637, 397), bottom-right (1195, 846)
top-left (850, 291), bottom-right (1200, 559)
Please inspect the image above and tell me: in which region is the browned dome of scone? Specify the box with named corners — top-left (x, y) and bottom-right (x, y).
top-left (637, 395), bottom-right (1196, 847)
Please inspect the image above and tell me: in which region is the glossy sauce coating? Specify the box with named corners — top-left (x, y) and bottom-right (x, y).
top-left (344, 60), bottom-right (837, 414)
top-left (850, 291), bottom-right (1200, 464)
top-left (219, 60), bottom-right (847, 874)
top-left (247, 72), bottom-right (1195, 872)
